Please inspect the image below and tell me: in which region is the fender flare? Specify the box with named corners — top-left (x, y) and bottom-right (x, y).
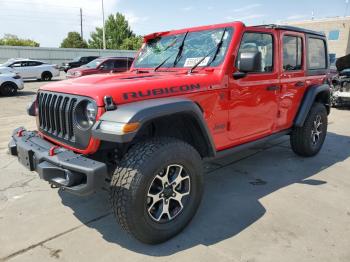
top-left (294, 84), bottom-right (331, 127)
top-left (92, 97), bottom-right (216, 157)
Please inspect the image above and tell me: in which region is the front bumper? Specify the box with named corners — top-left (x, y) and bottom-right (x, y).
top-left (8, 128), bottom-right (107, 196)
top-left (15, 78), bottom-right (24, 90)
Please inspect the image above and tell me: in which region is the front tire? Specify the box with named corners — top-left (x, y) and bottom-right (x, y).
top-left (41, 71), bottom-right (52, 81)
top-left (0, 82), bottom-right (18, 96)
top-left (110, 138), bottom-right (203, 244)
top-left (290, 102), bottom-right (328, 157)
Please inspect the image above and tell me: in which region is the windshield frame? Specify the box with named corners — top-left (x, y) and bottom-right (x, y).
top-left (133, 26), bottom-right (235, 71)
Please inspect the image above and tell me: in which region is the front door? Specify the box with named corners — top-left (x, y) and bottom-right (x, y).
top-left (228, 31), bottom-right (280, 144)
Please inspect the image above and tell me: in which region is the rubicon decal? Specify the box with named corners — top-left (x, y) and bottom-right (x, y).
top-left (123, 83), bottom-right (201, 100)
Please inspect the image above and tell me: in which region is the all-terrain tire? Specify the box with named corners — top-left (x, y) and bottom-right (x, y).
top-left (41, 71), bottom-right (52, 81)
top-left (0, 82), bottom-right (18, 96)
top-left (110, 137), bottom-right (203, 244)
top-left (290, 102), bottom-right (328, 157)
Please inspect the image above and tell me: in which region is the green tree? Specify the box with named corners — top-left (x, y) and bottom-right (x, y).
top-left (120, 36), bottom-right (143, 50)
top-left (0, 34), bottom-right (39, 47)
top-left (60, 32), bottom-right (88, 48)
top-left (89, 12), bottom-right (140, 50)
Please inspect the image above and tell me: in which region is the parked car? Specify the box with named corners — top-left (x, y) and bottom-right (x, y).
top-left (0, 67), bottom-right (24, 96)
top-left (9, 22), bottom-right (330, 244)
top-left (0, 59), bottom-right (59, 81)
top-left (66, 57), bottom-right (134, 78)
top-left (62, 56), bottom-right (100, 72)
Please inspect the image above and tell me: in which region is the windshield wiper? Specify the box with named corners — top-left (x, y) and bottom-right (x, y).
top-left (189, 28), bottom-right (227, 74)
top-left (154, 32), bottom-right (189, 72)
top-left (154, 53), bottom-right (176, 72)
top-left (173, 31), bottom-right (189, 67)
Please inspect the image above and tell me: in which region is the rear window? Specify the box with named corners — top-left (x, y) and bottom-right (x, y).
top-left (307, 38), bottom-right (327, 70)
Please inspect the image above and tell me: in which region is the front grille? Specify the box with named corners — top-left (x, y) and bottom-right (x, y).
top-left (37, 91), bottom-right (93, 150)
top-left (38, 92), bottom-right (77, 141)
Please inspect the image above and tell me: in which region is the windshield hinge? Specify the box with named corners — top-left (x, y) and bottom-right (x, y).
top-left (104, 96), bottom-right (116, 111)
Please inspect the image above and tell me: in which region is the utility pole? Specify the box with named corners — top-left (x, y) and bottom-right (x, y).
top-left (345, 0), bottom-right (349, 17)
top-left (80, 8), bottom-right (83, 39)
top-left (102, 0), bottom-right (106, 49)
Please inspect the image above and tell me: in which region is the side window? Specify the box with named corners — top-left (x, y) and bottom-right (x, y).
top-left (81, 57), bottom-right (88, 63)
top-left (27, 61), bottom-right (41, 66)
top-left (114, 60), bottom-right (128, 69)
top-left (127, 59), bottom-right (134, 68)
top-left (11, 62), bottom-right (22, 67)
top-left (283, 35), bottom-right (302, 71)
top-left (237, 32), bottom-right (273, 73)
top-left (307, 38), bottom-right (327, 70)
top-left (101, 60), bottom-right (114, 70)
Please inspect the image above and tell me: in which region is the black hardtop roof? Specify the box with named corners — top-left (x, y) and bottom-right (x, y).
top-left (253, 24), bottom-right (326, 37)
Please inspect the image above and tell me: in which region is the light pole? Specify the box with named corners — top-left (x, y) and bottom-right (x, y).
top-left (346, 0), bottom-right (349, 17)
top-left (102, 0), bottom-right (106, 49)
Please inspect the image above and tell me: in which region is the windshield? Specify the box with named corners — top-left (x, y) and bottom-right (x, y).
top-left (82, 59), bottom-right (103, 69)
top-left (72, 57), bottom-right (81, 62)
top-left (134, 27), bottom-right (233, 69)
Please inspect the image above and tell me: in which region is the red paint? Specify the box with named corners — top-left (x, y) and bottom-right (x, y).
top-left (17, 129), bottom-right (25, 137)
top-left (49, 145), bottom-right (60, 156)
top-left (38, 22), bottom-right (326, 154)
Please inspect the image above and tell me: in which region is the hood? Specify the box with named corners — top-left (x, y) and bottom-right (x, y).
top-left (40, 71), bottom-right (221, 107)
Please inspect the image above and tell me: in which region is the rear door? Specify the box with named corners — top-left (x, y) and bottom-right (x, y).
top-left (277, 31), bottom-right (305, 130)
top-left (228, 30), bottom-right (280, 143)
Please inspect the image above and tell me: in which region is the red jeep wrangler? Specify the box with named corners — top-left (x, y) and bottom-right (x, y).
top-left (9, 22), bottom-right (330, 244)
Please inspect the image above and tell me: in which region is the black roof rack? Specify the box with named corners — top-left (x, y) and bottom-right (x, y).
top-left (252, 24), bottom-right (326, 37)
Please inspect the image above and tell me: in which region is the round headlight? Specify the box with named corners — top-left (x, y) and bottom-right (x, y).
top-left (75, 100), bottom-right (96, 130)
top-left (86, 102), bottom-right (96, 125)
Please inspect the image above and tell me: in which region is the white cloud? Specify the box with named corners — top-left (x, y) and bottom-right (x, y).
top-left (232, 4), bottom-right (262, 13)
top-left (182, 6), bottom-right (194, 12)
top-left (124, 12), bottom-right (149, 27)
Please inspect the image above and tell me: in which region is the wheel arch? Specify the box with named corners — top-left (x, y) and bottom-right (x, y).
top-left (92, 98), bottom-right (216, 158)
top-left (294, 84), bottom-right (331, 127)
top-left (0, 81), bottom-right (17, 88)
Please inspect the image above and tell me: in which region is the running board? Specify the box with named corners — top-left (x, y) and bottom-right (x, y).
top-left (211, 129), bottom-right (291, 160)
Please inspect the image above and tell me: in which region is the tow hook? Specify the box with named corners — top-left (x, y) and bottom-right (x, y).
top-left (16, 129), bottom-right (25, 137)
top-left (49, 145), bottom-right (60, 156)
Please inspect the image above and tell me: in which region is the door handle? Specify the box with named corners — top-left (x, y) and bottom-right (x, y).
top-left (295, 81), bottom-right (305, 88)
top-left (266, 85), bottom-right (280, 91)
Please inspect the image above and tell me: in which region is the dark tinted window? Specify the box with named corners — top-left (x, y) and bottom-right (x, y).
top-left (11, 62), bottom-right (23, 67)
top-left (308, 38), bottom-right (327, 69)
top-left (237, 32), bottom-right (273, 72)
top-left (27, 61), bottom-right (42, 66)
top-left (101, 60), bottom-right (115, 70)
top-left (114, 59), bottom-right (128, 69)
top-left (283, 36), bottom-right (302, 71)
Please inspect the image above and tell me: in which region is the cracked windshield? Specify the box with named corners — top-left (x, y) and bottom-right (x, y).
top-left (134, 27), bottom-right (233, 69)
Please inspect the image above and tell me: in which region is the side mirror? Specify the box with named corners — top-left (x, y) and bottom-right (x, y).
top-left (99, 65), bottom-right (105, 70)
top-left (237, 51), bottom-right (262, 73)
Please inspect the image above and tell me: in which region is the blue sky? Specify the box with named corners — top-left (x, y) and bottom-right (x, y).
top-left (0, 0), bottom-right (349, 47)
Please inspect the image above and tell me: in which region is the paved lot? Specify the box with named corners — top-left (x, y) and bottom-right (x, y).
top-left (0, 76), bottom-right (349, 262)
